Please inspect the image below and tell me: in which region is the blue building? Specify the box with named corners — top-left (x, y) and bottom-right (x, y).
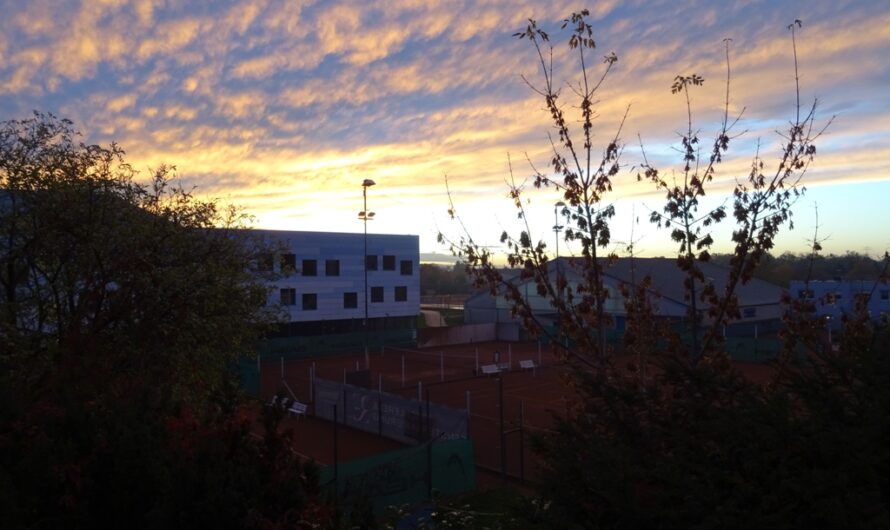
top-left (788, 279), bottom-right (890, 328)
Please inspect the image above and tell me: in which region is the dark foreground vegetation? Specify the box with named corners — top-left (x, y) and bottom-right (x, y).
top-left (0, 114), bottom-right (333, 529)
top-left (442, 11), bottom-right (890, 530)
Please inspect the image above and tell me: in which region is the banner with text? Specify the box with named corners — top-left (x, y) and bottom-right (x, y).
top-left (314, 378), bottom-right (468, 445)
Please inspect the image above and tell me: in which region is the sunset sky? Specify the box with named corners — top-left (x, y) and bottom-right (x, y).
top-left (2, 0), bottom-right (889, 262)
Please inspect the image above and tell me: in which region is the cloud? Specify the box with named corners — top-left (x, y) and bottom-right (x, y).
top-left (107, 94), bottom-right (138, 112)
top-left (0, 0), bottom-right (887, 256)
top-left (136, 18), bottom-right (204, 61)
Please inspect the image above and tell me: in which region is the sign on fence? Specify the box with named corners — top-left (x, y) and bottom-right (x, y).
top-left (314, 378), bottom-right (468, 445)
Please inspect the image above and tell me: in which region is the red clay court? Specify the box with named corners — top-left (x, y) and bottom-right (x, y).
top-left (260, 340), bottom-right (570, 482)
top-left (259, 340), bottom-right (777, 484)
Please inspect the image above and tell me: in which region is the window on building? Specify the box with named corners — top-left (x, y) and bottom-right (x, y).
top-left (371, 286), bottom-right (384, 303)
top-left (302, 293), bottom-right (317, 311)
top-left (366, 255), bottom-right (378, 271)
top-left (302, 259), bottom-right (317, 276)
top-left (280, 288), bottom-right (296, 306)
top-left (383, 255), bottom-right (396, 271)
top-left (257, 253), bottom-right (274, 272)
top-left (280, 253), bottom-right (296, 274)
top-left (881, 290), bottom-right (890, 301)
top-left (325, 259), bottom-right (340, 276)
top-left (742, 307), bottom-right (757, 318)
top-left (343, 292), bottom-right (358, 309)
top-left (400, 260), bottom-right (413, 276)
top-left (395, 286), bottom-right (408, 302)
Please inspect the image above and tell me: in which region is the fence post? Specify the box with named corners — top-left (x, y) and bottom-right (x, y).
top-left (519, 400), bottom-right (525, 483)
top-left (378, 392), bottom-right (383, 436)
top-left (475, 348), bottom-right (479, 374)
top-left (439, 351), bottom-right (444, 382)
top-left (508, 349), bottom-right (512, 371)
top-left (401, 355), bottom-right (406, 387)
top-left (333, 405), bottom-right (339, 518)
top-left (378, 373), bottom-right (383, 393)
top-left (498, 376), bottom-right (506, 482)
top-left (342, 367), bottom-right (347, 384)
top-left (418, 380), bottom-right (423, 402)
top-left (426, 389), bottom-right (433, 499)
top-left (466, 390), bottom-right (472, 437)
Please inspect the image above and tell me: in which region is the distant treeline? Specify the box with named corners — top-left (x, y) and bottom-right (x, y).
top-left (711, 251), bottom-right (887, 287)
top-left (421, 252), bottom-right (887, 295)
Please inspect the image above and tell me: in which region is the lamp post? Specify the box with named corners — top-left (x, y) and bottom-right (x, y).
top-left (359, 179), bottom-right (376, 368)
top-left (553, 201), bottom-right (565, 349)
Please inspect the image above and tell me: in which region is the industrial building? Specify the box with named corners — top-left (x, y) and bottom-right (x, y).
top-left (252, 229), bottom-right (420, 355)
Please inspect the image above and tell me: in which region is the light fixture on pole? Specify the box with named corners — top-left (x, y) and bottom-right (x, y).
top-left (359, 179), bottom-right (376, 368)
top-left (554, 201), bottom-right (565, 348)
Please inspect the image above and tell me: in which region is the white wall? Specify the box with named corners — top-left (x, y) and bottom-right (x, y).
top-left (254, 230), bottom-right (420, 322)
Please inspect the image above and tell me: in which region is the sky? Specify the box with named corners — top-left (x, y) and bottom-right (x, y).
top-left (2, 0), bottom-right (889, 263)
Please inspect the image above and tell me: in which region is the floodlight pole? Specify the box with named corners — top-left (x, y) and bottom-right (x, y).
top-left (554, 201), bottom-right (565, 349)
top-left (361, 179), bottom-right (376, 368)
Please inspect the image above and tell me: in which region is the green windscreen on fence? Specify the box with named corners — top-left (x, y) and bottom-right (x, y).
top-left (235, 356), bottom-right (259, 396)
top-left (319, 439), bottom-right (476, 514)
top-left (258, 328), bottom-right (417, 359)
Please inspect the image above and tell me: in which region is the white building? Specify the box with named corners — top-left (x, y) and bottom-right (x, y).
top-left (252, 230), bottom-right (420, 354)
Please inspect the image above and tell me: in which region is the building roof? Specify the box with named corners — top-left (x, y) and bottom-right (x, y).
top-left (595, 257), bottom-right (784, 307)
top-left (466, 257), bottom-right (784, 309)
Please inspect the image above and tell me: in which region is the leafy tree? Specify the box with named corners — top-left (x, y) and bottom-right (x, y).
top-left (445, 12), bottom-right (888, 528)
top-left (0, 112), bottom-right (328, 528)
top-left (420, 263), bottom-right (472, 296)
